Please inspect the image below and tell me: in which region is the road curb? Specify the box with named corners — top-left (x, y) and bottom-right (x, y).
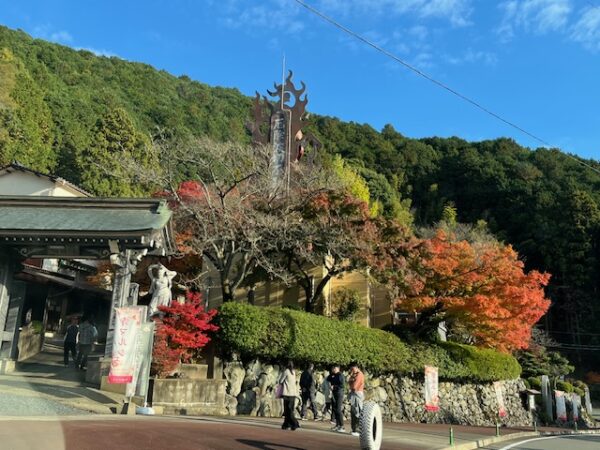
top-left (440, 429), bottom-right (600, 450)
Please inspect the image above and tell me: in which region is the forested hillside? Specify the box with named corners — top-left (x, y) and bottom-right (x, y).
top-left (1, 25), bottom-right (599, 367)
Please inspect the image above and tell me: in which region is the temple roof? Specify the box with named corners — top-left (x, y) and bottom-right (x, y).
top-left (0, 197), bottom-right (175, 258)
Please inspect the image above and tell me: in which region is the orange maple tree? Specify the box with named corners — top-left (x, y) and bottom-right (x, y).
top-left (397, 230), bottom-right (551, 353)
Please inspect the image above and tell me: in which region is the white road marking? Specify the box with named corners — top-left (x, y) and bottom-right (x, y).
top-left (499, 434), bottom-right (600, 450)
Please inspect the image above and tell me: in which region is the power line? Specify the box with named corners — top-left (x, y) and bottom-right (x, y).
top-left (293, 0), bottom-right (600, 177)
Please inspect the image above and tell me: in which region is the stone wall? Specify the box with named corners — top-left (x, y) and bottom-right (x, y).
top-left (223, 359), bottom-right (533, 426)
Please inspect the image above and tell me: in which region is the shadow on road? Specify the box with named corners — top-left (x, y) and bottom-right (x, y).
top-left (237, 439), bottom-right (305, 450)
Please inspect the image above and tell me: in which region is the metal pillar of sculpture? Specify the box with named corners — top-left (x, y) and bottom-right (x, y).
top-left (104, 248), bottom-right (147, 358)
top-left (248, 70), bottom-right (321, 192)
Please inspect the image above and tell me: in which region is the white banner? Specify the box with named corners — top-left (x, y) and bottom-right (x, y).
top-left (584, 387), bottom-right (593, 415)
top-left (494, 381), bottom-right (507, 418)
top-left (424, 366), bottom-right (440, 412)
top-left (108, 307), bottom-right (143, 384)
top-left (126, 320), bottom-right (155, 398)
top-left (572, 394), bottom-right (580, 421)
top-left (555, 390), bottom-right (567, 421)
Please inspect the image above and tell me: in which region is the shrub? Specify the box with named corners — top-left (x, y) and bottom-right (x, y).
top-left (217, 302), bottom-right (521, 382)
top-left (528, 377), bottom-right (542, 390)
top-left (556, 381), bottom-right (574, 393)
top-left (151, 291), bottom-right (219, 377)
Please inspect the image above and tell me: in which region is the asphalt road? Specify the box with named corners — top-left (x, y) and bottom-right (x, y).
top-left (484, 434), bottom-right (600, 450)
top-left (0, 416), bottom-right (399, 450)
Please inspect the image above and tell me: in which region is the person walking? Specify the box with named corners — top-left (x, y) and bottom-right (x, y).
top-left (320, 371), bottom-right (333, 423)
top-left (327, 364), bottom-right (346, 433)
top-left (279, 360), bottom-right (300, 431)
top-left (300, 363), bottom-right (320, 420)
top-left (348, 362), bottom-right (365, 437)
top-left (76, 316), bottom-right (98, 370)
top-left (63, 317), bottom-right (79, 367)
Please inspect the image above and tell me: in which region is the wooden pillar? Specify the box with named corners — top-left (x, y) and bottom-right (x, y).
top-left (104, 249), bottom-right (143, 358)
top-left (0, 253), bottom-right (25, 362)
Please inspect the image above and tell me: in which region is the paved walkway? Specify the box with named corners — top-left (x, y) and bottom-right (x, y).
top-left (1, 345), bottom-right (598, 449)
top-left (0, 342), bottom-right (122, 415)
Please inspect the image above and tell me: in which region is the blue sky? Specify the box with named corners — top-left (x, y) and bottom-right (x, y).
top-left (1, 0), bottom-right (600, 160)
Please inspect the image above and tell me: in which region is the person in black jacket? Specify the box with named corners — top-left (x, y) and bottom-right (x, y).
top-left (300, 363), bottom-right (320, 420)
top-left (327, 364), bottom-right (345, 432)
top-left (63, 317), bottom-right (79, 367)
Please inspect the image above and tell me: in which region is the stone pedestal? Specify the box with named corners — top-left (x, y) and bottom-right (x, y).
top-left (178, 363), bottom-right (209, 380)
top-left (87, 357), bottom-right (111, 387)
top-left (0, 358), bottom-right (16, 374)
top-left (149, 378), bottom-right (228, 415)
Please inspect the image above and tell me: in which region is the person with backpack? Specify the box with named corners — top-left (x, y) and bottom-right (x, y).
top-left (63, 317), bottom-right (79, 367)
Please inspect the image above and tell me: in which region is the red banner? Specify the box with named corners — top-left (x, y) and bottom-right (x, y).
top-left (108, 307), bottom-right (143, 384)
top-left (425, 366), bottom-right (440, 412)
top-left (494, 381), bottom-right (507, 418)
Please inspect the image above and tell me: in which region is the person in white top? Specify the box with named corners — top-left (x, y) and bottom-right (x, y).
top-left (278, 360), bottom-right (300, 430)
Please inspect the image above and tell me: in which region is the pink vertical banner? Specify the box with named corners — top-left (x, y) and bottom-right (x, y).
top-left (108, 307), bottom-right (143, 384)
top-left (494, 381), bottom-right (507, 418)
top-left (555, 390), bottom-right (567, 421)
top-left (424, 366), bottom-right (440, 412)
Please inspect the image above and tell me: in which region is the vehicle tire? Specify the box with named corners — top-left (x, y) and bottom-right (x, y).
top-left (359, 401), bottom-right (383, 450)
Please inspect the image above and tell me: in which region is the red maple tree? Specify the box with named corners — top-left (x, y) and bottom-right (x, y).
top-left (397, 230), bottom-right (551, 353)
top-left (151, 291), bottom-right (219, 377)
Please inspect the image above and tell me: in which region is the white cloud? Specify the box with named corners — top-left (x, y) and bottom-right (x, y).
top-left (444, 49), bottom-right (498, 66)
top-left (218, 0), bottom-right (473, 32)
top-left (75, 47), bottom-right (117, 58)
top-left (412, 51), bottom-right (435, 69)
top-left (497, 0), bottom-right (572, 40)
top-left (220, 0), bottom-right (304, 33)
top-left (49, 30), bottom-right (73, 43)
top-left (571, 6), bottom-right (600, 51)
top-left (32, 25), bottom-right (73, 44)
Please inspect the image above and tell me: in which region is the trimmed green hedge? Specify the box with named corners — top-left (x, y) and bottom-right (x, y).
top-left (217, 303), bottom-right (521, 382)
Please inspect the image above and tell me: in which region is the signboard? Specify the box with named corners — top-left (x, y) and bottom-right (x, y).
top-left (108, 307), bottom-right (143, 384)
top-left (494, 381), bottom-right (507, 418)
top-left (572, 394), bottom-right (580, 421)
top-left (528, 394), bottom-right (536, 411)
top-left (270, 111), bottom-right (288, 185)
top-left (541, 375), bottom-right (553, 420)
top-left (424, 366), bottom-right (440, 412)
top-left (584, 387), bottom-right (593, 415)
top-left (555, 390), bottom-right (567, 421)
top-left (126, 320), bottom-right (155, 399)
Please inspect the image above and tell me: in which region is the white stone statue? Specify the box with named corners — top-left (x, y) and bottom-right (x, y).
top-left (148, 263), bottom-right (177, 316)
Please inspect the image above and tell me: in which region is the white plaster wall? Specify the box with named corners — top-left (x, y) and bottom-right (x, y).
top-left (0, 172), bottom-right (83, 197)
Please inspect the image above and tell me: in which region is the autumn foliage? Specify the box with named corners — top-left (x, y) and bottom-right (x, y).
top-left (397, 230), bottom-right (551, 353)
top-left (151, 291), bottom-right (219, 377)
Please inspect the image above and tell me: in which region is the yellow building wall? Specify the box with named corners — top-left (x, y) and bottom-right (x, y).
top-left (203, 263), bottom-right (393, 329)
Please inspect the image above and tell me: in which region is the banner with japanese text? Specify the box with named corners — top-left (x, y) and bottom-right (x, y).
top-left (108, 307), bottom-right (143, 384)
top-left (424, 366), bottom-right (440, 412)
top-left (555, 390), bottom-right (567, 421)
top-left (494, 381), bottom-right (507, 417)
top-left (126, 320), bottom-right (155, 398)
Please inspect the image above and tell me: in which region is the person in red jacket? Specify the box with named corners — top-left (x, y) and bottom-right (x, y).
top-left (348, 362), bottom-right (365, 437)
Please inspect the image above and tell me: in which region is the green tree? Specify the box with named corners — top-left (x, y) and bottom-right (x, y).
top-left (77, 107), bottom-right (152, 196)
